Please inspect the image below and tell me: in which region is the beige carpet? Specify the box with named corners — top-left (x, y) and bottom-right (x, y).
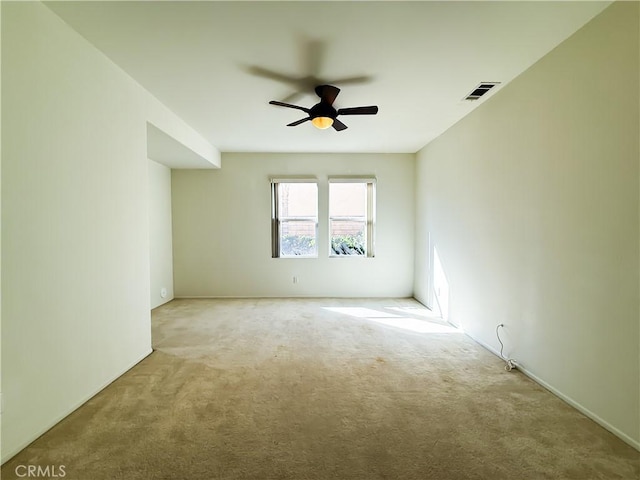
top-left (2, 298), bottom-right (638, 479)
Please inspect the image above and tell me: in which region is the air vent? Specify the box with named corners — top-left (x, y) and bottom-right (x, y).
top-left (464, 82), bottom-right (500, 101)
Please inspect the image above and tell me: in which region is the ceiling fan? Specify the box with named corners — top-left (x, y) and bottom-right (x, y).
top-left (269, 85), bottom-right (378, 132)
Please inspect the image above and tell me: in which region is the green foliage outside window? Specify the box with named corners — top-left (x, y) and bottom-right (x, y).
top-left (331, 232), bottom-right (365, 256)
top-left (281, 235), bottom-right (316, 256)
top-left (280, 233), bottom-right (365, 256)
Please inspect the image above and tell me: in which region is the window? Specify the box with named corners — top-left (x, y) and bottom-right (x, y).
top-left (329, 178), bottom-right (376, 257)
top-left (271, 179), bottom-right (318, 257)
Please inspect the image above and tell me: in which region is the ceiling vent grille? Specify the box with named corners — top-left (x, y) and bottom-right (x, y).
top-left (464, 82), bottom-right (500, 101)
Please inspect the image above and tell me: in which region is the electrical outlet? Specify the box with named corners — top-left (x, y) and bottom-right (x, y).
top-left (160, 288), bottom-right (167, 298)
top-left (293, 276), bottom-right (298, 284)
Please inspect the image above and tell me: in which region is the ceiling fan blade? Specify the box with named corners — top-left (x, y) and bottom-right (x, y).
top-left (280, 91), bottom-right (304, 104)
top-left (315, 85), bottom-right (340, 105)
top-left (337, 106), bottom-right (379, 116)
top-left (248, 65), bottom-right (320, 95)
top-left (327, 75), bottom-right (373, 86)
top-left (304, 39), bottom-right (324, 78)
top-left (269, 100), bottom-right (310, 113)
top-left (247, 66), bottom-right (299, 86)
top-left (332, 118), bottom-right (348, 131)
top-left (287, 117), bottom-right (312, 127)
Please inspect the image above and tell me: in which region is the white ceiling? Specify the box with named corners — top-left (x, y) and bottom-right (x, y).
top-left (46, 1), bottom-right (610, 154)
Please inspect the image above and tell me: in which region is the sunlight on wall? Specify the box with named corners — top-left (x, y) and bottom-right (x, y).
top-left (433, 246), bottom-right (450, 321)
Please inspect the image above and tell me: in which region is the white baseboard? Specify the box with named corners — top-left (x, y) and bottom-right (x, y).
top-left (466, 332), bottom-right (640, 452)
top-left (1, 348), bottom-right (153, 464)
top-left (173, 295), bottom-right (416, 299)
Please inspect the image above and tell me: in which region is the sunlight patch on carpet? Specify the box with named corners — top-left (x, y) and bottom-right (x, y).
top-left (323, 307), bottom-right (462, 334)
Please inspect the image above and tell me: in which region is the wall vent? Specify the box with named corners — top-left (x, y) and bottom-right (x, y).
top-left (464, 82), bottom-right (500, 101)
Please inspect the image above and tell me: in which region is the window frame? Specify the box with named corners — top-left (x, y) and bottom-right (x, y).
top-left (270, 177), bottom-right (319, 258)
top-left (328, 177), bottom-right (376, 258)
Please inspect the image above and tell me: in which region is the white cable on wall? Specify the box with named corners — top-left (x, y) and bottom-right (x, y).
top-left (496, 324), bottom-right (518, 372)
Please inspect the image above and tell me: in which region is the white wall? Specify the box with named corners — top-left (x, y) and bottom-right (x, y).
top-left (1, 3), bottom-right (212, 462)
top-left (172, 152), bottom-right (415, 298)
top-left (414, 1), bottom-right (639, 448)
top-left (0, 0), bottom-right (3, 434)
top-left (149, 160), bottom-right (174, 309)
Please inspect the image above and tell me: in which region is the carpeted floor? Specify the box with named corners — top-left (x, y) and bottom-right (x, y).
top-left (2, 298), bottom-right (638, 479)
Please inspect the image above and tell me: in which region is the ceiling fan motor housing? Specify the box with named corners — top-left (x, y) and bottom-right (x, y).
top-left (310, 102), bottom-right (337, 120)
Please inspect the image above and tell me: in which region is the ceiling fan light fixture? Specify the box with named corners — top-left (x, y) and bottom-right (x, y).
top-left (311, 116), bottom-right (334, 129)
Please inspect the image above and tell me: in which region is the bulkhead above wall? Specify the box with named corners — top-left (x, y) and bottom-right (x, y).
top-left (146, 122), bottom-right (219, 169)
